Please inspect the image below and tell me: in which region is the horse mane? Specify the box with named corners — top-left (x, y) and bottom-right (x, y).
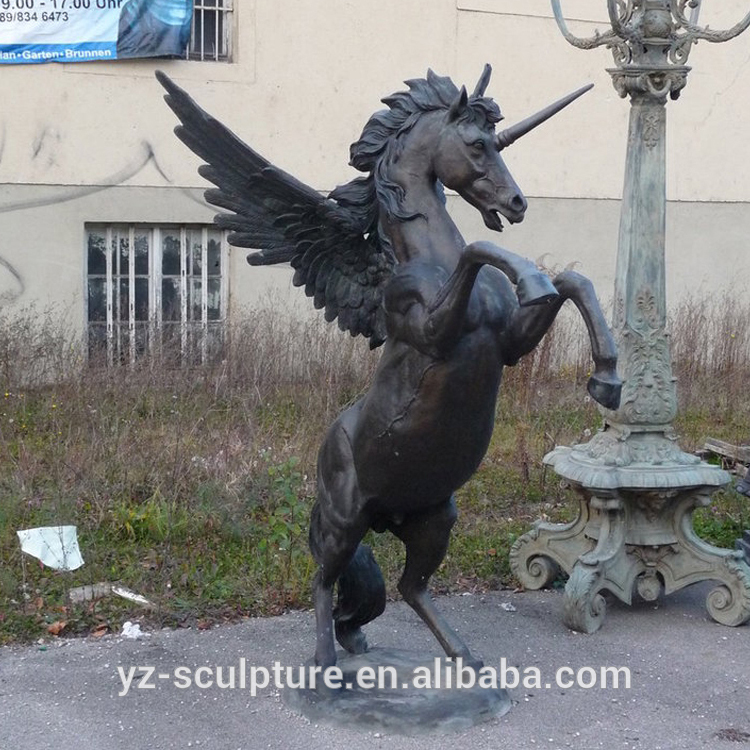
top-left (330, 69), bottom-right (502, 229)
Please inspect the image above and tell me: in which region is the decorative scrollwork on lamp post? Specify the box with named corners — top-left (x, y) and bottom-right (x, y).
top-left (551, 1), bottom-right (750, 96)
top-left (510, 0), bottom-right (750, 633)
top-left (552, 2), bottom-right (750, 63)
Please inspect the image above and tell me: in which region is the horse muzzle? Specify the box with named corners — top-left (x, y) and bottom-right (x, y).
top-left (481, 195), bottom-right (527, 232)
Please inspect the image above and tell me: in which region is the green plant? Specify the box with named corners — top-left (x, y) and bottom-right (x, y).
top-left (258, 456), bottom-right (309, 556)
top-left (0, 293), bottom-right (747, 643)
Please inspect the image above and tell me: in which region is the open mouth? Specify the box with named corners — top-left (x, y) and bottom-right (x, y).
top-left (483, 209), bottom-right (505, 232)
top-left (483, 207), bottom-right (525, 232)
top-left (482, 204), bottom-right (526, 233)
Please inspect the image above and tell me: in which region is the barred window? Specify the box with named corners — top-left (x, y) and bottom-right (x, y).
top-left (86, 225), bottom-right (228, 366)
top-left (188, 0), bottom-right (234, 62)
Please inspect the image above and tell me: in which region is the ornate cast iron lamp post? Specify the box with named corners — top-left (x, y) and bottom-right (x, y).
top-left (510, 0), bottom-right (750, 633)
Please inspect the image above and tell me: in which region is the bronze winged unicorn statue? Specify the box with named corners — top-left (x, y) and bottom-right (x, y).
top-left (157, 66), bottom-right (621, 671)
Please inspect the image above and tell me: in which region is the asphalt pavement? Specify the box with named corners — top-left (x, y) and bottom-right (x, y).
top-left (1, 584), bottom-right (748, 750)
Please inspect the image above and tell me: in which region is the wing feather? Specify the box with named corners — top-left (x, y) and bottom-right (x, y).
top-left (156, 71), bottom-right (394, 347)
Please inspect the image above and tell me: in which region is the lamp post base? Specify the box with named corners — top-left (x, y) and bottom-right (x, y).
top-left (510, 437), bottom-right (750, 633)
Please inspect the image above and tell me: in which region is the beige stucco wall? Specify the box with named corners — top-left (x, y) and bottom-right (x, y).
top-left (0, 184), bottom-right (295, 319)
top-left (0, 0), bottom-right (748, 333)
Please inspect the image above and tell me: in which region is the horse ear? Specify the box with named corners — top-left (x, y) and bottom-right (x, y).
top-left (472, 64), bottom-right (492, 98)
top-left (447, 86), bottom-right (468, 122)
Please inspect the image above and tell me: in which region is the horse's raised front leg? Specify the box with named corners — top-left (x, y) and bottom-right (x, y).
top-left (389, 497), bottom-right (482, 668)
top-left (386, 240), bottom-right (559, 358)
top-left (460, 240), bottom-right (560, 306)
top-left (505, 270), bottom-right (622, 410)
top-left (400, 241), bottom-right (559, 357)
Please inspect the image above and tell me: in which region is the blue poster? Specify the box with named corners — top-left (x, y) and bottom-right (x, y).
top-left (0, 0), bottom-right (193, 64)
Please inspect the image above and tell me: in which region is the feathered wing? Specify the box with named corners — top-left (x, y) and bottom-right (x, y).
top-left (155, 71), bottom-right (393, 348)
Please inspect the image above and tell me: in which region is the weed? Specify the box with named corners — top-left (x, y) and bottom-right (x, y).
top-left (0, 293), bottom-right (747, 643)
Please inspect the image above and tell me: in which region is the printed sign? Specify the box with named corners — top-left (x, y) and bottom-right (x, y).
top-left (0, 0), bottom-right (193, 64)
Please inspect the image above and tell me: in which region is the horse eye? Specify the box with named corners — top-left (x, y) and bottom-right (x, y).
top-left (472, 140), bottom-right (485, 151)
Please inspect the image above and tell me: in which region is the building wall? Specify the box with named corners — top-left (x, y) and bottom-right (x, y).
top-left (0, 0), bottom-right (748, 337)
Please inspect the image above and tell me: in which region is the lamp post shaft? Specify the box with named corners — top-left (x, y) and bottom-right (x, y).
top-left (608, 93), bottom-right (675, 430)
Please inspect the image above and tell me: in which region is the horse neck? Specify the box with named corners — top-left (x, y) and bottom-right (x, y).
top-left (380, 125), bottom-right (465, 271)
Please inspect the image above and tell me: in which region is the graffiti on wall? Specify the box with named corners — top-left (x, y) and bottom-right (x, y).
top-left (0, 130), bottom-right (204, 306)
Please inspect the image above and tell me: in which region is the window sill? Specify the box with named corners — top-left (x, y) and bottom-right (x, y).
top-left (61, 55), bottom-right (254, 85)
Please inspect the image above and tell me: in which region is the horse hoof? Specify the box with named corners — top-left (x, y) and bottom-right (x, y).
top-left (516, 272), bottom-right (559, 307)
top-left (335, 622), bottom-right (369, 655)
top-left (587, 371), bottom-right (622, 410)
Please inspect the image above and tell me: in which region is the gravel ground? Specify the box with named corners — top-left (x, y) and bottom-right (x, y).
top-left (1, 584), bottom-right (748, 750)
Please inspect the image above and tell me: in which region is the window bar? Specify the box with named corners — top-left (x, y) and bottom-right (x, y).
top-left (146, 229), bottom-right (156, 357)
top-left (119, 229), bottom-right (126, 364)
top-left (128, 225), bottom-right (136, 367)
top-left (114, 228), bottom-right (121, 363)
top-left (187, 9), bottom-right (196, 60)
top-left (180, 226), bottom-right (188, 363)
top-left (214, 2), bottom-right (220, 62)
top-left (118, 230), bottom-right (125, 364)
top-left (220, 232), bottom-right (229, 352)
top-left (229, 5), bottom-right (233, 62)
top-left (201, 3), bottom-right (205, 61)
top-left (149, 227), bottom-right (159, 360)
top-left (201, 227), bottom-right (209, 364)
top-left (105, 226), bottom-right (114, 367)
top-left (223, 2), bottom-right (231, 62)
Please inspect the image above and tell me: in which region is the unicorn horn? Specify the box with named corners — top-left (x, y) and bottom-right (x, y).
top-left (495, 83), bottom-right (594, 151)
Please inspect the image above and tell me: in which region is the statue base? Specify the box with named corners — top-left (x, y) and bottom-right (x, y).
top-left (283, 648), bottom-right (510, 735)
top-left (737, 531), bottom-right (750, 565)
top-left (510, 428), bottom-right (750, 633)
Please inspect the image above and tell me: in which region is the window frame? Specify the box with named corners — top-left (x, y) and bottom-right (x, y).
top-left (85, 224), bottom-right (229, 366)
top-left (187, 0), bottom-right (235, 63)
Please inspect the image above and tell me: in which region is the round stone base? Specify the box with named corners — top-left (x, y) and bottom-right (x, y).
top-left (283, 648), bottom-right (510, 735)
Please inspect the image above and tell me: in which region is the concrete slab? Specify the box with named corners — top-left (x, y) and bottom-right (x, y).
top-left (1, 584), bottom-right (748, 750)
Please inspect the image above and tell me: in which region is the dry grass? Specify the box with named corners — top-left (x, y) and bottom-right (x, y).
top-left (670, 293), bottom-right (750, 416)
top-left (0, 291), bottom-right (747, 643)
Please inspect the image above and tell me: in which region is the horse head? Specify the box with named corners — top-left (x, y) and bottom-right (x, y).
top-left (433, 81), bottom-right (526, 232)
top-left (433, 66), bottom-right (593, 233)
top-left (346, 66), bottom-right (592, 240)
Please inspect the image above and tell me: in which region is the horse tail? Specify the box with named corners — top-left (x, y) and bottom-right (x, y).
top-left (334, 543), bottom-right (386, 641)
